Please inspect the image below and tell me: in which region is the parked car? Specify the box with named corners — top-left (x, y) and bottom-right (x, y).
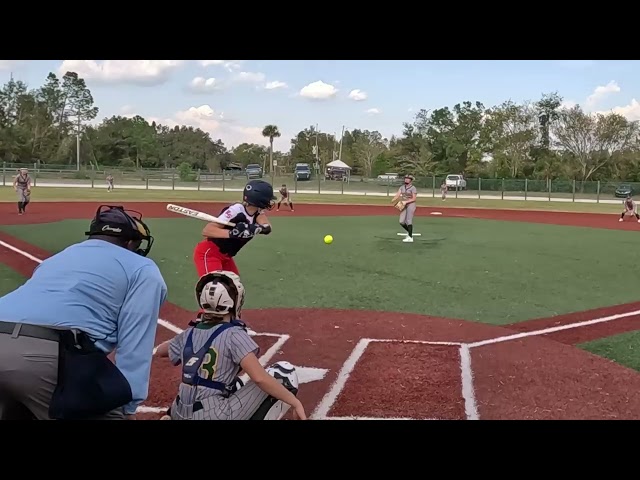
top-left (615, 184), bottom-right (633, 198)
top-left (294, 163), bottom-right (311, 181)
top-left (246, 163), bottom-right (263, 179)
top-left (377, 173), bottom-right (402, 185)
top-left (445, 174), bottom-right (467, 191)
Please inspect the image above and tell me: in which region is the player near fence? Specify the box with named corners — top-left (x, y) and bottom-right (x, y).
top-left (276, 184), bottom-right (294, 212)
top-left (106, 174), bottom-right (114, 192)
top-left (619, 194), bottom-right (640, 222)
top-left (440, 180), bottom-right (447, 201)
top-left (391, 174), bottom-right (418, 242)
top-left (193, 179), bottom-right (275, 278)
top-left (154, 270), bottom-right (306, 420)
top-left (13, 168), bottom-right (32, 215)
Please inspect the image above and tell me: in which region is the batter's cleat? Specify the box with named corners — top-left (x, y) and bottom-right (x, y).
top-left (403, 236), bottom-right (414, 242)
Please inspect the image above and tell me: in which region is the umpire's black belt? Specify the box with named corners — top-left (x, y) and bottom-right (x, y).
top-left (0, 321), bottom-right (63, 342)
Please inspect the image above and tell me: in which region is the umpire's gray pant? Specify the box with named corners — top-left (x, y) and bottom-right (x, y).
top-left (0, 322), bottom-right (125, 420)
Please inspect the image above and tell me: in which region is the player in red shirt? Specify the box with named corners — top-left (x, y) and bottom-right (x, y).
top-left (193, 180), bottom-right (275, 278)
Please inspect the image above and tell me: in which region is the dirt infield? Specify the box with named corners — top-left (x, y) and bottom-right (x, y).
top-left (0, 200), bottom-right (636, 230)
top-left (2, 202), bottom-right (640, 419)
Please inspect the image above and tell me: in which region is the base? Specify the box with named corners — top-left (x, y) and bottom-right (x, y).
top-left (397, 233), bottom-right (422, 236)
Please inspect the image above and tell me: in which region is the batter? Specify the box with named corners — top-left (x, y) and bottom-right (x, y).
top-left (13, 168), bottom-right (31, 215)
top-left (392, 174), bottom-right (418, 242)
top-left (155, 271), bottom-right (306, 420)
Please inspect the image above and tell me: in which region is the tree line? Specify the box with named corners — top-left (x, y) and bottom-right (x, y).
top-left (2, 70), bottom-right (640, 182)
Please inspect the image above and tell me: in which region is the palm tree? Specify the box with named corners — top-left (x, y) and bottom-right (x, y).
top-left (262, 125), bottom-right (281, 175)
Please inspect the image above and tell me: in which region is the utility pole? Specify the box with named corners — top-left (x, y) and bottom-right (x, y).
top-left (76, 115), bottom-right (81, 171)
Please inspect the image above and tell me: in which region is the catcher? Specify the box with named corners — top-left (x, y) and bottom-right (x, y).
top-left (154, 270), bottom-right (306, 420)
top-left (193, 179), bottom-right (275, 278)
top-left (619, 194), bottom-right (640, 222)
top-left (276, 184), bottom-right (294, 212)
top-left (391, 174), bottom-right (418, 242)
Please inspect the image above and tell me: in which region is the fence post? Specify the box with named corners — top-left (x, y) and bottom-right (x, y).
top-left (432, 175), bottom-right (435, 198)
top-left (572, 179), bottom-right (576, 202)
top-left (501, 178), bottom-right (504, 200)
top-left (597, 180), bottom-right (600, 203)
top-left (91, 169), bottom-right (95, 188)
top-left (197, 169), bottom-right (201, 191)
top-left (172, 171), bottom-right (175, 190)
top-left (478, 178), bottom-right (481, 199)
top-left (33, 171), bottom-right (37, 187)
top-left (2, 162), bottom-right (5, 186)
top-left (525, 178), bottom-right (528, 201)
top-left (387, 182), bottom-right (390, 197)
top-left (341, 178), bottom-right (344, 194)
top-left (548, 178), bottom-right (551, 201)
top-left (294, 176), bottom-right (297, 194)
top-left (146, 177), bottom-right (149, 190)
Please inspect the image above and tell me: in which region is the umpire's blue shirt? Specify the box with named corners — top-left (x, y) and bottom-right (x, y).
top-left (0, 239), bottom-right (168, 415)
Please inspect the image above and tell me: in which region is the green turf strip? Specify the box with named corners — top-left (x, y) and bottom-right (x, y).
top-left (579, 331), bottom-right (640, 372)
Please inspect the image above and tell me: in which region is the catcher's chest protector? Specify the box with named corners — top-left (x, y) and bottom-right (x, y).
top-left (182, 322), bottom-right (240, 391)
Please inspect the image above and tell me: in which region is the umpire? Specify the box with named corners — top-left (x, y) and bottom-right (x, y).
top-left (0, 205), bottom-right (167, 420)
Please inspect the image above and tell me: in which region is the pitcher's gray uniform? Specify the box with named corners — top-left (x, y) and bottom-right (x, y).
top-left (167, 323), bottom-right (271, 420)
top-left (398, 183), bottom-right (417, 224)
top-left (13, 169), bottom-right (31, 215)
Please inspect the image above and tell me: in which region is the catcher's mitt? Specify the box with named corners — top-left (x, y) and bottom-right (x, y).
top-left (394, 200), bottom-right (406, 211)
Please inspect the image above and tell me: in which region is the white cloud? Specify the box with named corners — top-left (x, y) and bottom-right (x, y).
top-left (595, 99), bottom-right (640, 121)
top-left (0, 60), bottom-right (24, 71)
top-left (150, 104), bottom-right (289, 151)
top-left (348, 89), bottom-right (367, 101)
top-left (59, 60), bottom-right (184, 85)
top-left (188, 76), bottom-right (221, 93)
top-left (299, 81), bottom-right (338, 100)
top-left (231, 71), bottom-right (266, 83)
top-left (264, 80), bottom-right (288, 90)
top-left (585, 80), bottom-right (620, 107)
top-left (199, 60), bottom-right (243, 71)
top-left (366, 108), bottom-right (381, 115)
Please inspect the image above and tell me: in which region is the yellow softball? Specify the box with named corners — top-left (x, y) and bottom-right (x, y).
top-left (324, 234), bottom-right (333, 244)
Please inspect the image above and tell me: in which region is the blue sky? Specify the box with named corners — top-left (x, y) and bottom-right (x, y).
top-left (1, 60), bottom-right (639, 152)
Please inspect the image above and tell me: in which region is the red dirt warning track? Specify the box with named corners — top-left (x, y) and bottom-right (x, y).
top-left (0, 200), bottom-right (637, 231)
top-left (2, 202), bottom-right (640, 419)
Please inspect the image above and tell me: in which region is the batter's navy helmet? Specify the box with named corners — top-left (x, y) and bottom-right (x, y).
top-left (243, 180), bottom-right (276, 210)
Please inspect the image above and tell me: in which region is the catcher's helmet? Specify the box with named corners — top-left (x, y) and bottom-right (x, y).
top-left (85, 205), bottom-right (154, 257)
top-left (243, 180), bottom-right (276, 210)
top-left (195, 270), bottom-right (246, 319)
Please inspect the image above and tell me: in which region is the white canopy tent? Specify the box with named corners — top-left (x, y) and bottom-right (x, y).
top-left (326, 160), bottom-right (351, 169)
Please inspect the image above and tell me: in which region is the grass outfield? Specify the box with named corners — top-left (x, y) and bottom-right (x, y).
top-left (579, 331), bottom-right (640, 373)
top-left (3, 215), bottom-right (640, 324)
top-left (0, 263), bottom-right (25, 297)
top-left (0, 185), bottom-right (624, 214)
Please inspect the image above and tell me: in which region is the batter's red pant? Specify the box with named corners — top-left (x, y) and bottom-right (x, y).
top-left (193, 239), bottom-right (240, 278)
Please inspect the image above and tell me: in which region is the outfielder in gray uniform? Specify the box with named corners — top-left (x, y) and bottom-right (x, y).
top-left (155, 270), bottom-right (306, 420)
top-left (13, 168), bottom-right (32, 215)
top-left (392, 174), bottom-right (418, 243)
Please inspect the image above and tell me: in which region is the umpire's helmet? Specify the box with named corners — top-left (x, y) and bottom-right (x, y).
top-left (85, 205), bottom-right (154, 257)
top-left (243, 180), bottom-right (276, 210)
top-left (195, 270), bottom-right (246, 319)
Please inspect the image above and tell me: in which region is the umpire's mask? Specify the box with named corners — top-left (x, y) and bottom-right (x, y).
top-left (85, 205), bottom-right (154, 257)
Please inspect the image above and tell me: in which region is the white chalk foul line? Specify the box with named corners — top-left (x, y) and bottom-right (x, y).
top-left (459, 344), bottom-right (479, 420)
top-left (468, 308), bottom-right (640, 348)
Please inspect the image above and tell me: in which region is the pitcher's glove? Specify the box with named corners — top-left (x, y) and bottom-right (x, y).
top-left (229, 222), bottom-right (263, 239)
top-left (394, 200), bottom-right (406, 211)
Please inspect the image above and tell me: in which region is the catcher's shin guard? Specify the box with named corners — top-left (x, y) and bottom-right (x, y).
top-left (249, 361), bottom-right (299, 420)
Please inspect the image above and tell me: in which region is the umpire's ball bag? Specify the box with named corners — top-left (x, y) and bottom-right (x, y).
top-left (48, 329), bottom-right (133, 420)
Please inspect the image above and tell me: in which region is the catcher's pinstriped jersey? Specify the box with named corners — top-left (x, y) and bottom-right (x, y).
top-left (168, 322), bottom-right (275, 420)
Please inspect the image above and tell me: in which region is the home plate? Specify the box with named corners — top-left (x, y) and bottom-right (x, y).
top-left (397, 233), bottom-right (422, 236)
top-left (430, 212), bottom-right (443, 215)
